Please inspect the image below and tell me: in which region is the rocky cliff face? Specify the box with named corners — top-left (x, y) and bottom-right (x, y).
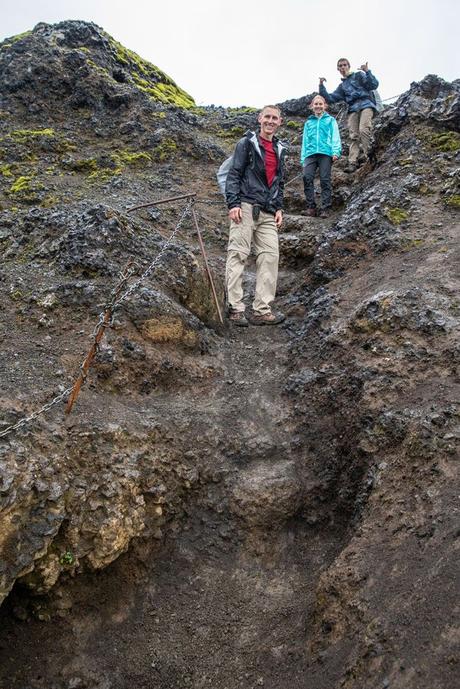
top-left (0, 21), bottom-right (459, 689)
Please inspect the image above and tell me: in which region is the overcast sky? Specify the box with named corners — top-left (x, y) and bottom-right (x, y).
top-left (1, 0), bottom-right (458, 107)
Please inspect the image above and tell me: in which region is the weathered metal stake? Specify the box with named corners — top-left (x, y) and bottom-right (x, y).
top-left (65, 263), bottom-right (135, 415)
top-left (191, 202), bottom-right (224, 325)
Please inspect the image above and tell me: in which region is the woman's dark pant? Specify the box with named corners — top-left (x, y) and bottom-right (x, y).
top-left (302, 154), bottom-right (332, 209)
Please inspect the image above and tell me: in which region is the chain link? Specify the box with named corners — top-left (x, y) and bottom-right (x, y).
top-left (0, 200), bottom-right (193, 440)
top-left (0, 386), bottom-right (74, 439)
top-left (112, 198), bottom-right (192, 309)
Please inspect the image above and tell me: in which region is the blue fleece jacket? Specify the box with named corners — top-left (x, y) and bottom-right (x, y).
top-left (319, 70), bottom-right (379, 113)
top-left (300, 112), bottom-right (342, 164)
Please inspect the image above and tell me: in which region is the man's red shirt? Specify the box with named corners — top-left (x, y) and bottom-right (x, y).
top-left (259, 136), bottom-right (278, 187)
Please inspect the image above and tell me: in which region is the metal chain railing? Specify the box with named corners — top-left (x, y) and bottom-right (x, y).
top-left (0, 199), bottom-right (194, 438)
top-left (111, 198), bottom-right (192, 311)
top-left (0, 387), bottom-right (73, 439)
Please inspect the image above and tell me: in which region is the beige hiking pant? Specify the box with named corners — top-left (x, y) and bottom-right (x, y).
top-left (226, 202), bottom-right (279, 315)
top-left (347, 107), bottom-right (374, 164)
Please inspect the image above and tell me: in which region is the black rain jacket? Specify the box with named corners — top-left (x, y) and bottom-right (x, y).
top-left (225, 130), bottom-right (286, 214)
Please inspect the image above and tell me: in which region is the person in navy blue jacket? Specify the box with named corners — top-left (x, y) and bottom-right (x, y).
top-left (301, 95), bottom-right (341, 218)
top-left (319, 58), bottom-right (379, 172)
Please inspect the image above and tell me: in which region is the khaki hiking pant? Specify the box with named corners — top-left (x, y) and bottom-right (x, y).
top-left (347, 107), bottom-right (374, 164)
top-left (226, 202), bottom-right (279, 315)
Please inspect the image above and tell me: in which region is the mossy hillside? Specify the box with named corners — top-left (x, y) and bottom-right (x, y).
top-left (0, 30), bottom-right (32, 50)
top-left (106, 35), bottom-right (195, 108)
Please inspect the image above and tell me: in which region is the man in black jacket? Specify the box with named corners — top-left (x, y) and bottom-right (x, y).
top-left (225, 105), bottom-right (286, 326)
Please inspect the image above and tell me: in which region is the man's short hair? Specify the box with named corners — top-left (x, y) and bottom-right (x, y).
top-left (337, 58), bottom-right (350, 68)
top-left (260, 104), bottom-right (282, 117)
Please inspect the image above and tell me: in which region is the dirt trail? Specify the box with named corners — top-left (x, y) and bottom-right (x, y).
top-left (0, 211), bottom-right (348, 689)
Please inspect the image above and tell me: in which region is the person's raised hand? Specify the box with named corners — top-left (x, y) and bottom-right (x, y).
top-left (319, 77), bottom-right (327, 84)
top-left (359, 62), bottom-right (369, 72)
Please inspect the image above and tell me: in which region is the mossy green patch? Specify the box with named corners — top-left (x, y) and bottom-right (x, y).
top-left (285, 120), bottom-right (303, 130)
top-left (111, 150), bottom-right (152, 167)
top-left (10, 288), bottom-right (24, 301)
top-left (87, 168), bottom-right (120, 183)
top-left (152, 139), bottom-right (177, 162)
top-left (86, 59), bottom-right (111, 78)
top-left (10, 129), bottom-right (55, 142)
top-left (148, 83), bottom-right (194, 108)
top-left (9, 175), bottom-right (33, 193)
top-left (8, 174), bottom-right (44, 203)
top-left (72, 158), bottom-right (99, 173)
top-left (401, 238), bottom-right (425, 251)
top-left (216, 126), bottom-right (246, 139)
top-left (429, 131), bottom-right (460, 152)
top-left (384, 207), bottom-right (409, 225)
top-left (398, 157), bottom-right (413, 167)
top-left (228, 106), bottom-right (258, 114)
top-left (445, 194), bottom-right (460, 208)
top-left (0, 164), bottom-right (14, 177)
top-left (0, 31), bottom-right (31, 50)
top-left (41, 195), bottom-right (59, 208)
top-left (84, 149), bottom-right (151, 183)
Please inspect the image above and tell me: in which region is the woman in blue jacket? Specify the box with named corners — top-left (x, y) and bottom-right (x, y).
top-left (301, 95), bottom-right (341, 218)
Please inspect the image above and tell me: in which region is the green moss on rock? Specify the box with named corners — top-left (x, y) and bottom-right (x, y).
top-left (8, 174), bottom-right (44, 203)
top-left (10, 129), bottom-right (55, 142)
top-left (285, 120), bottom-right (303, 130)
top-left (0, 164), bottom-right (14, 177)
top-left (429, 131), bottom-right (460, 152)
top-left (105, 34), bottom-right (195, 109)
top-left (384, 207), bottom-right (410, 225)
top-left (228, 106), bottom-right (258, 114)
top-left (152, 139), bottom-right (177, 162)
top-left (111, 150), bottom-right (152, 167)
top-left (445, 194), bottom-right (460, 208)
top-left (216, 126), bottom-right (246, 139)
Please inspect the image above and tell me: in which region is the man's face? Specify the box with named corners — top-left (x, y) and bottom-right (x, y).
top-left (258, 107), bottom-right (282, 139)
top-left (337, 60), bottom-right (351, 77)
top-left (311, 97), bottom-right (326, 116)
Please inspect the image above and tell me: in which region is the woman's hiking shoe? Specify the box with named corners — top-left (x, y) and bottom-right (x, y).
top-left (305, 207), bottom-right (317, 217)
top-left (250, 311), bottom-right (286, 326)
top-left (228, 310), bottom-right (249, 327)
top-left (318, 208), bottom-right (330, 218)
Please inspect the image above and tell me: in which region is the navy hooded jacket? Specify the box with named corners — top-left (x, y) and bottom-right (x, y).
top-left (319, 70), bottom-right (379, 113)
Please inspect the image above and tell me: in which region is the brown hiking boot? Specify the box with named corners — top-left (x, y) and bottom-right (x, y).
top-left (228, 310), bottom-right (249, 327)
top-left (305, 207), bottom-right (317, 217)
top-left (250, 311), bottom-right (286, 326)
top-left (318, 208), bottom-right (330, 218)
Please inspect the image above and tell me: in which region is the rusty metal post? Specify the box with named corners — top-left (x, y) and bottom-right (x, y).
top-left (65, 309), bottom-right (111, 415)
top-left (190, 202), bottom-right (224, 325)
top-left (65, 262), bottom-right (136, 415)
